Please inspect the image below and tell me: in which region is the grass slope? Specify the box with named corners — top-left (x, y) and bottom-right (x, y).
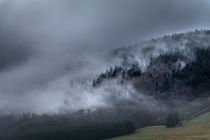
top-left (108, 112), bottom-right (210, 140)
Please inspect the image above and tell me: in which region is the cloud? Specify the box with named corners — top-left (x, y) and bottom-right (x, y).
top-left (0, 0), bottom-right (210, 113)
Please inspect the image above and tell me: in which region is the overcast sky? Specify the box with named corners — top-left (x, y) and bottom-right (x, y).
top-left (0, 0), bottom-right (210, 113)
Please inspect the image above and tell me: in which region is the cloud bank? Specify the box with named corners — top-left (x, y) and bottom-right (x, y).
top-left (0, 0), bottom-right (210, 113)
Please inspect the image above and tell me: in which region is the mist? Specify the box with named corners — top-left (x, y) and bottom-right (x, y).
top-left (0, 0), bottom-right (210, 113)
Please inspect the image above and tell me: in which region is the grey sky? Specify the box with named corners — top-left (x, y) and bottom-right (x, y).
top-left (0, 0), bottom-right (210, 113)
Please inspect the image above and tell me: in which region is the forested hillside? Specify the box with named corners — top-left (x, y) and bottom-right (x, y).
top-left (94, 30), bottom-right (210, 100)
top-left (1, 30), bottom-right (210, 140)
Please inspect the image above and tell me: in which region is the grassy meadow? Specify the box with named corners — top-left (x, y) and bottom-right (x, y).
top-left (108, 112), bottom-right (210, 140)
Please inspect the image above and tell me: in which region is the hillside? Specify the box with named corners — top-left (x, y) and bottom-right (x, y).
top-left (108, 112), bottom-right (210, 140)
top-left (1, 30), bottom-right (210, 140)
top-left (93, 30), bottom-right (210, 105)
top-left (1, 0), bottom-right (210, 139)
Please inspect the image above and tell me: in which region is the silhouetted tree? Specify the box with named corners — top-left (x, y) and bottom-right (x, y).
top-left (166, 112), bottom-right (179, 128)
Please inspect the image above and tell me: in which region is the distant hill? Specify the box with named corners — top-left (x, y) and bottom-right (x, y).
top-left (111, 29), bottom-right (210, 68)
top-left (1, 30), bottom-right (210, 140)
top-left (94, 29), bottom-right (210, 100)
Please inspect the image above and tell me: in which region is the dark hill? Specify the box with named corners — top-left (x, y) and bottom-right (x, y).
top-left (94, 29), bottom-right (210, 100)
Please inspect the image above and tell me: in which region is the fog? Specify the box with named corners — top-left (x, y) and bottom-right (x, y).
top-left (0, 0), bottom-right (210, 113)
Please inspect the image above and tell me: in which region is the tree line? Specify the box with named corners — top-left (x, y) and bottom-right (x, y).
top-left (0, 113), bottom-right (135, 140)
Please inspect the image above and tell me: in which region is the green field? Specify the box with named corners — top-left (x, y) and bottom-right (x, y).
top-left (108, 112), bottom-right (210, 140)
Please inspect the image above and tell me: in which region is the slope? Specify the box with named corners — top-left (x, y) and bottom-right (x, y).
top-left (108, 112), bottom-right (210, 140)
